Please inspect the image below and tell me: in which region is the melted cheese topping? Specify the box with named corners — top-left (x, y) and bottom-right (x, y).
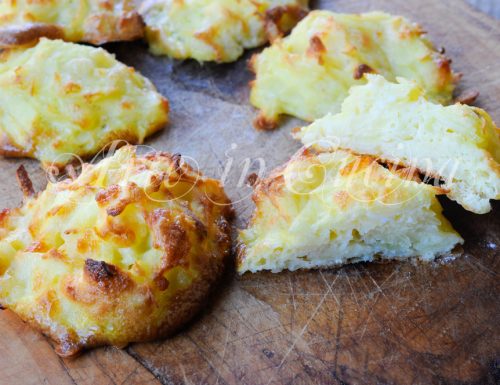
top-left (0, 39), bottom-right (169, 168)
top-left (139, 0), bottom-right (309, 62)
top-left (238, 149), bottom-right (462, 273)
top-left (296, 75), bottom-right (500, 214)
top-left (0, 0), bottom-right (143, 46)
top-left (0, 146), bottom-right (233, 356)
top-left (249, 10), bottom-right (457, 128)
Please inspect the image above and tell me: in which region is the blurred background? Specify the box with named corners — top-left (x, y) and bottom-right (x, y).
top-left (467, 0), bottom-right (500, 18)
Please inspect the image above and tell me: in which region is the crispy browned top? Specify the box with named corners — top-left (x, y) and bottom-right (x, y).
top-left (0, 146), bottom-right (233, 356)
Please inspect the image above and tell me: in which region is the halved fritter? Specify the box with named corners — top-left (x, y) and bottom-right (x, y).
top-left (296, 75), bottom-right (500, 214)
top-left (0, 0), bottom-right (143, 48)
top-left (139, 0), bottom-right (309, 63)
top-left (249, 10), bottom-right (457, 129)
top-left (0, 38), bottom-right (169, 168)
top-left (237, 148), bottom-right (462, 273)
top-left (0, 146), bottom-right (233, 357)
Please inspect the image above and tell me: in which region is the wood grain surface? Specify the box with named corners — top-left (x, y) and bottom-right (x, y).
top-left (1, 1), bottom-right (499, 384)
top-left (467, 0), bottom-right (500, 19)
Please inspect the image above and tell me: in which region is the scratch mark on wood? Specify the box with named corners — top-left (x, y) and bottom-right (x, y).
top-left (55, 355), bottom-right (78, 385)
top-left (177, 362), bottom-right (193, 385)
top-left (91, 350), bottom-right (119, 385)
top-left (126, 348), bottom-right (175, 385)
top-left (186, 335), bottom-right (226, 384)
top-left (214, 319), bottom-right (231, 385)
top-left (265, 284), bottom-right (331, 385)
top-left (333, 293), bottom-right (344, 378)
top-left (119, 366), bottom-right (140, 385)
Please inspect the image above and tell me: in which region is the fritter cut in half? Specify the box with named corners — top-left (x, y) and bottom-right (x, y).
top-left (0, 146), bottom-right (233, 357)
top-left (0, 38), bottom-right (169, 168)
top-left (139, 0), bottom-right (309, 62)
top-left (237, 148), bottom-right (462, 273)
top-left (249, 11), bottom-right (457, 129)
top-left (0, 0), bottom-right (143, 48)
top-left (296, 75), bottom-right (500, 214)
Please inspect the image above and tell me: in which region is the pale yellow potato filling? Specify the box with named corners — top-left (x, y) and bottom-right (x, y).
top-left (238, 148), bottom-right (462, 273)
top-left (296, 75), bottom-right (500, 214)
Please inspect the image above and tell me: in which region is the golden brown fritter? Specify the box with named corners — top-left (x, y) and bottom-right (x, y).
top-left (238, 148), bottom-right (462, 273)
top-left (139, 0), bottom-right (309, 62)
top-left (0, 146), bottom-right (233, 357)
top-left (249, 11), bottom-right (458, 129)
top-left (296, 75), bottom-right (500, 214)
top-left (0, 39), bottom-right (169, 168)
top-left (0, 0), bottom-right (143, 48)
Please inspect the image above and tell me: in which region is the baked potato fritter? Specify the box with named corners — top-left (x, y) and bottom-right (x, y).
top-left (0, 0), bottom-right (143, 47)
top-left (238, 148), bottom-right (462, 273)
top-left (250, 11), bottom-right (457, 129)
top-left (296, 75), bottom-right (500, 214)
top-left (0, 38), bottom-right (169, 168)
top-left (0, 146), bottom-right (233, 356)
top-left (139, 0), bottom-right (309, 63)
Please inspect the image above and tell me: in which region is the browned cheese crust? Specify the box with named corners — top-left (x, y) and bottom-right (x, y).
top-left (0, 146), bottom-right (233, 356)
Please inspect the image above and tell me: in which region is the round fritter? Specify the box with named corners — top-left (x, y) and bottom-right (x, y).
top-left (139, 0), bottom-right (309, 63)
top-left (0, 38), bottom-right (169, 168)
top-left (0, 0), bottom-right (143, 48)
top-left (0, 146), bottom-right (233, 357)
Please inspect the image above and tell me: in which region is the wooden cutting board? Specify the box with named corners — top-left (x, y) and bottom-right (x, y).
top-left (0, 0), bottom-right (499, 384)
